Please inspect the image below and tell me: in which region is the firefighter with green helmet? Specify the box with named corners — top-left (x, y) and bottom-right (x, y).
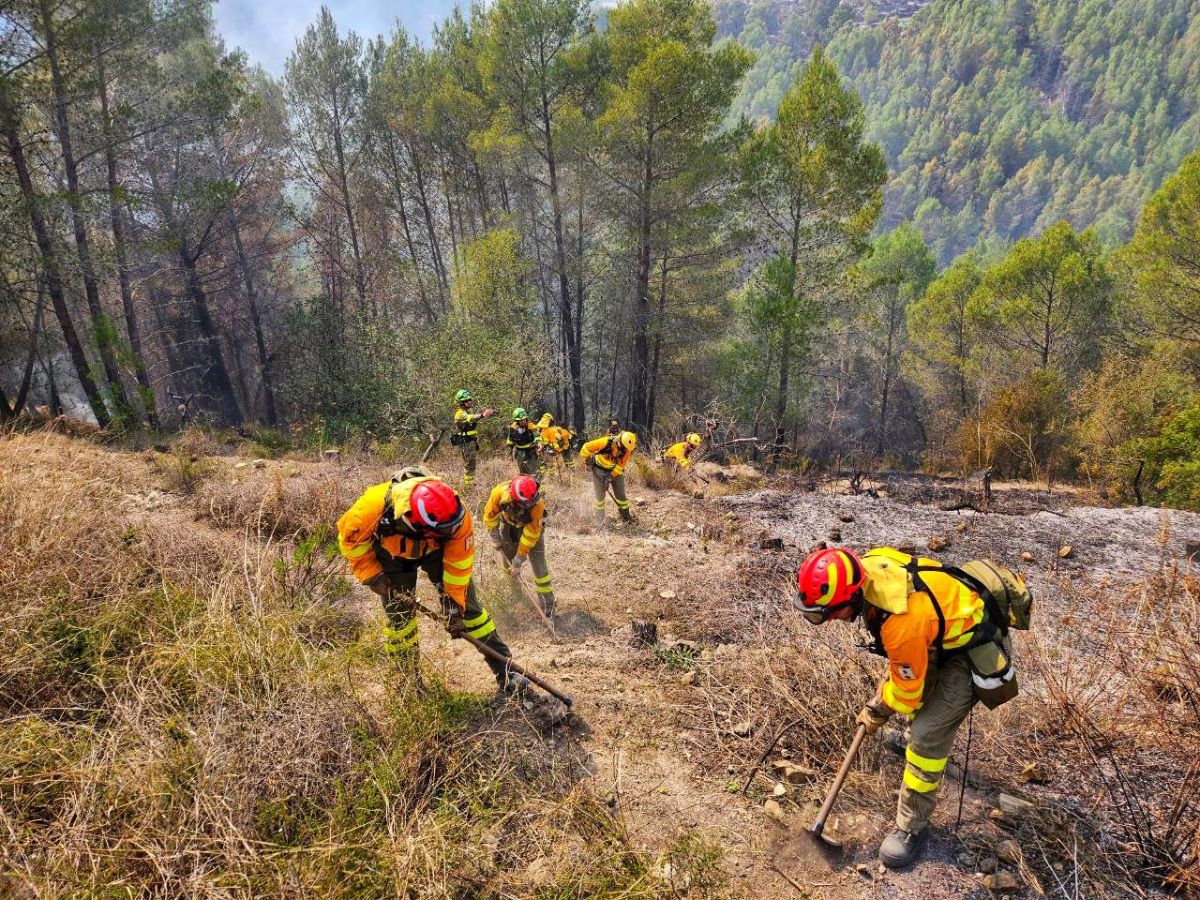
top-left (452, 389), bottom-right (494, 489)
top-left (507, 408), bottom-right (540, 475)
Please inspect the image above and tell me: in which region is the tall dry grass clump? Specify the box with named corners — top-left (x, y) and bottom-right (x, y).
top-left (0, 434), bottom-right (672, 897)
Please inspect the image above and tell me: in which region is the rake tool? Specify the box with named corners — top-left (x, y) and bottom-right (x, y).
top-left (493, 545), bottom-right (558, 637)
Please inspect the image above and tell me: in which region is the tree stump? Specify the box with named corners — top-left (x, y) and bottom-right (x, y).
top-left (630, 620), bottom-right (657, 648)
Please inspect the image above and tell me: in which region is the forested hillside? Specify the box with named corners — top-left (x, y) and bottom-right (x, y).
top-left (718, 0), bottom-right (1200, 262)
top-left (3, 0), bottom-right (1200, 510)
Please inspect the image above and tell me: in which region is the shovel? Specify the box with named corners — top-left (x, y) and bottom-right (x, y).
top-left (807, 723), bottom-right (868, 850)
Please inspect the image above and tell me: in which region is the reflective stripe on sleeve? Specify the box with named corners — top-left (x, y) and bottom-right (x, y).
top-left (340, 539), bottom-right (371, 559)
top-left (443, 571), bottom-right (471, 587)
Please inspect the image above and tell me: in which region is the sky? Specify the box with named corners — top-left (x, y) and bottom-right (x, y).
top-left (213, 0), bottom-right (464, 75)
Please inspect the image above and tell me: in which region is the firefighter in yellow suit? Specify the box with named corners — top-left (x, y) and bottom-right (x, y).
top-left (662, 432), bottom-right (702, 471)
top-left (337, 467), bottom-right (528, 696)
top-left (483, 475), bottom-right (556, 620)
top-left (580, 430), bottom-right (637, 525)
top-left (792, 546), bottom-right (1024, 868)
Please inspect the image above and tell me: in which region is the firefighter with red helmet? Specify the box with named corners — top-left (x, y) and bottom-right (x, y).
top-left (793, 545), bottom-right (1027, 868)
top-left (337, 467), bottom-right (528, 696)
top-left (483, 475), bottom-right (556, 620)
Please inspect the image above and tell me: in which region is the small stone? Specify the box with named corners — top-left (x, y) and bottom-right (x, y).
top-left (983, 870), bottom-right (1019, 892)
top-left (686, 522), bottom-right (695, 530)
top-left (732, 720), bottom-right (753, 738)
top-left (877, 864), bottom-right (886, 875)
top-left (635, 497), bottom-right (647, 506)
top-left (955, 522), bottom-right (969, 532)
top-left (978, 855), bottom-right (998, 874)
top-left (659, 589), bottom-right (677, 599)
top-left (322, 449), bottom-right (340, 458)
top-left (855, 863), bottom-right (871, 879)
top-left (998, 793), bottom-right (1034, 817)
top-left (680, 671), bottom-right (698, 686)
top-left (1058, 545), bottom-right (1074, 559)
top-left (773, 783), bottom-right (787, 797)
top-left (233, 461), bottom-right (249, 470)
top-left (770, 760), bottom-right (818, 784)
top-left (989, 808), bottom-right (1006, 822)
top-left (838, 513), bottom-right (855, 523)
top-left (1021, 551), bottom-right (1036, 563)
top-left (827, 527), bottom-right (842, 541)
top-left (763, 799), bottom-right (786, 823)
top-left (252, 458), bottom-right (267, 468)
top-left (1019, 762), bottom-right (1049, 784)
top-left (996, 839), bottom-right (1021, 863)
top-left (928, 535), bottom-right (949, 551)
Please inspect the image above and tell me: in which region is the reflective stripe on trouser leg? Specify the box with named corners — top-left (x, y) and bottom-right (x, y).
top-left (460, 580), bottom-right (513, 686)
top-left (592, 468), bottom-right (608, 522)
top-left (527, 532), bottom-right (555, 616)
top-left (461, 442), bottom-right (477, 486)
top-left (611, 475), bottom-right (629, 509)
top-left (896, 655), bottom-right (976, 834)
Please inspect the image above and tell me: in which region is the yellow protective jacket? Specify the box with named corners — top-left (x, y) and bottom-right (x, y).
top-left (540, 425), bottom-right (572, 452)
top-left (580, 435), bottom-right (632, 477)
top-left (482, 480), bottom-right (546, 558)
top-left (337, 478), bottom-right (476, 609)
top-left (663, 441), bottom-right (693, 467)
top-left (454, 405), bottom-right (482, 437)
top-left (862, 547), bottom-right (985, 717)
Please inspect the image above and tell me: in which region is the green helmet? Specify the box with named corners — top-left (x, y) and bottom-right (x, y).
top-left (455, 389), bottom-right (472, 403)
top-left (513, 407), bottom-right (528, 421)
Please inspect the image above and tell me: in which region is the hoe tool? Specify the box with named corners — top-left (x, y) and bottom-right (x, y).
top-left (807, 723), bottom-right (868, 852)
top-left (493, 547), bottom-right (558, 637)
top-left (411, 600), bottom-right (573, 723)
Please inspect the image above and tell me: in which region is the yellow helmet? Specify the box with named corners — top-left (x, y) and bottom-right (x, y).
top-left (618, 430), bottom-right (637, 452)
top-left (686, 432), bottom-right (701, 447)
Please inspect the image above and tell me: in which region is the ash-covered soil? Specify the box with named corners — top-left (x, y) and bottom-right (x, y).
top-left (723, 485), bottom-right (1200, 587)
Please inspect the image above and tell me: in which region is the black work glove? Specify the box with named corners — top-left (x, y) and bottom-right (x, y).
top-left (446, 606), bottom-right (465, 638)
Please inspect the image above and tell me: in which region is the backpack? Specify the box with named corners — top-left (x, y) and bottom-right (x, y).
top-left (948, 560), bottom-right (1033, 634)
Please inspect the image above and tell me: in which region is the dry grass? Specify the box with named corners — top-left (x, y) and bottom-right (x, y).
top-left (670, 524), bottom-right (1200, 897)
top-left (0, 433), bottom-right (682, 898)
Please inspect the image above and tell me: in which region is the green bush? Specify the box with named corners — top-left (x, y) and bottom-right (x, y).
top-left (1129, 400), bottom-right (1200, 510)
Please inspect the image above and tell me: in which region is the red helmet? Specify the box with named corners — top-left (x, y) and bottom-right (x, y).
top-left (408, 479), bottom-right (465, 536)
top-left (509, 475), bottom-right (539, 507)
top-left (795, 547), bottom-right (866, 623)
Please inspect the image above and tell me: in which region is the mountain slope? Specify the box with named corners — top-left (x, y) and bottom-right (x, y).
top-left (721, 0), bottom-right (1200, 262)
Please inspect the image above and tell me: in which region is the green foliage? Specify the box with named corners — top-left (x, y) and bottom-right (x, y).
top-left (1073, 348), bottom-right (1196, 500)
top-left (1128, 398), bottom-right (1200, 510)
top-left (1122, 151), bottom-right (1200, 345)
top-left (907, 252), bottom-right (986, 417)
top-left (969, 221), bottom-right (1113, 377)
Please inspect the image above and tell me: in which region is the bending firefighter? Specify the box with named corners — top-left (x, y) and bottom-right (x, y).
top-left (452, 390), bottom-right (494, 489)
top-left (793, 546), bottom-right (1032, 868)
top-left (337, 467), bottom-right (529, 696)
top-left (537, 413), bottom-right (575, 474)
top-left (662, 432), bottom-right (702, 471)
top-left (580, 430), bottom-right (637, 525)
top-left (483, 475), bottom-right (557, 620)
top-left (507, 408), bottom-right (540, 475)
